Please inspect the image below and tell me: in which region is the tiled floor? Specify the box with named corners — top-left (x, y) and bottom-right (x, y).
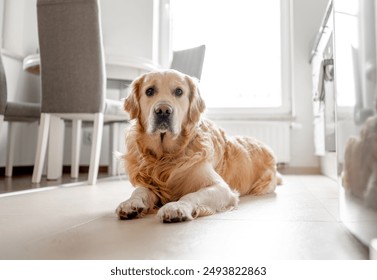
top-left (0, 175), bottom-right (368, 260)
top-left (0, 171), bottom-right (109, 194)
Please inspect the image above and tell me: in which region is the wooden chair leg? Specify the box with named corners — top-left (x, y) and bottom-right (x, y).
top-left (71, 119), bottom-right (82, 178)
top-left (88, 113), bottom-right (104, 185)
top-left (32, 113), bottom-right (51, 183)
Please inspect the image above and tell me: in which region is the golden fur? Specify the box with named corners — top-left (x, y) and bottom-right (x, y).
top-left (116, 70), bottom-right (281, 222)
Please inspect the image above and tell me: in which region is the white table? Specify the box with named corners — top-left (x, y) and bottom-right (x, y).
top-left (23, 53), bottom-right (160, 81)
top-left (23, 53), bottom-right (161, 180)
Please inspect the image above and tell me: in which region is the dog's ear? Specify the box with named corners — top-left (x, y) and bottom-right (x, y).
top-left (186, 75), bottom-right (206, 124)
top-left (124, 74), bottom-right (145, 120)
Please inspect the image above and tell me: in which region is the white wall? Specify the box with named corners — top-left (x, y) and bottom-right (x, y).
top-left (290, 0), bottom-right (329, 169)
top-left (100, 0), bottom-right (154, 60)
top-left (2, 0), bottom-right (38, 55)
top-left (0, 0), bottom-right (4, 43)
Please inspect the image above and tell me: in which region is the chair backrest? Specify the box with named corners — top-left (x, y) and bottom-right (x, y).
top-left (0, 52), bottom-right (7, 115)
top-left (37, 0), bottom-right (106, 114)
top-left (170, 45), bottom-right (206, 80)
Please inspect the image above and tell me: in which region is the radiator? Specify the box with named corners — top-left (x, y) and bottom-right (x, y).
top-left (213, 121), bottom-right (291, 163)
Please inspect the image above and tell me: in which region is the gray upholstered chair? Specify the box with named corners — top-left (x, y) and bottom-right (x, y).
top-left (32, 0), bottom-right (127, 185)
top-left (0, 51), bottom-right (41, 177)
top-left (170, 45), bottom-right (206, 80)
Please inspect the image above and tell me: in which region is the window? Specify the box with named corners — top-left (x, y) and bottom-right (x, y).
top-left (170, 0), bottom-right (292, 117)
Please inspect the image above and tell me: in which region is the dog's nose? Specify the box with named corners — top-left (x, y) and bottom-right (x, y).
top-left (154, 104), bottom-right (173, 117)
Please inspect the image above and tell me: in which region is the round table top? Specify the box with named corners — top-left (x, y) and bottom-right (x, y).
top-left (23, 53), bottom-right (162, 81)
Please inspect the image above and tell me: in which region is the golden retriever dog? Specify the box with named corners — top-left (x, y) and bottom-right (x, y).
top-left (116, 70), bottom-right (281, 223)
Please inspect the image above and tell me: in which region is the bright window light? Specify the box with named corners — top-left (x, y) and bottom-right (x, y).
top-left (334, 12), bottom-right (358, 107)
top-left (171, 0), bottom-right (282, 108)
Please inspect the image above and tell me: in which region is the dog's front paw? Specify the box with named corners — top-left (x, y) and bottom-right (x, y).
top-left (116, 198), bottom-right (148, 220)
top-left (157, 201), bottom-right (194, 223)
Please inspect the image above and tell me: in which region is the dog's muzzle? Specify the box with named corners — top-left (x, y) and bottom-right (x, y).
top-left (153, 103), bottom-right (173, 132)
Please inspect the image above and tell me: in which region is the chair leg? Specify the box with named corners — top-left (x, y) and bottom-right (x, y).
top-left (47, 116), bottom-right (65, 180)
top-left (88, 113), bottom-right (104, 185)
top-left (0, 115), bottom-right (3, 173)
top-left (0, 115), bottom-right (3, 136)
top-left (71, 119), bottom-right (82, 178)
top-left (109, 122), bottom-right (120, 176)
top-left (32, 113), bottom-right (51, 183)
top-left (5, 122), bottom-right (15, 177)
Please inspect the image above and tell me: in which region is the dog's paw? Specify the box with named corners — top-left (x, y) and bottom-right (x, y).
top-left (157, 201), bottom-right (194, 223)
top-left (116, 198), bottom-right (148, 220)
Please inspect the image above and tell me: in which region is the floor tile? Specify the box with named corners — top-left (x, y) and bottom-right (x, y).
top-left (17, 217), bottom-right (367, 260)
top-left (0, 176), bottom-right (369, 260)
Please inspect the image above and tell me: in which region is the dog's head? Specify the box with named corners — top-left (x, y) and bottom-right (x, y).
top-left (124, 70), bottom-right (205, 136)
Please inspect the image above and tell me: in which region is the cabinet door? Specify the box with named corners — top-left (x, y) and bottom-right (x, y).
top-left (334, 0), bottom-right (377, 256)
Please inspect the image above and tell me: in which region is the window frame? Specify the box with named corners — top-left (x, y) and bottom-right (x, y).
top-left (158, 0), bottom-right (293, 120)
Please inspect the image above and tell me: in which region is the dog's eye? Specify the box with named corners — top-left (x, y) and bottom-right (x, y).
top-left (174, 88), bottom-right (183, 97)
top-left (145, 87), bottom-right (155, 97)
